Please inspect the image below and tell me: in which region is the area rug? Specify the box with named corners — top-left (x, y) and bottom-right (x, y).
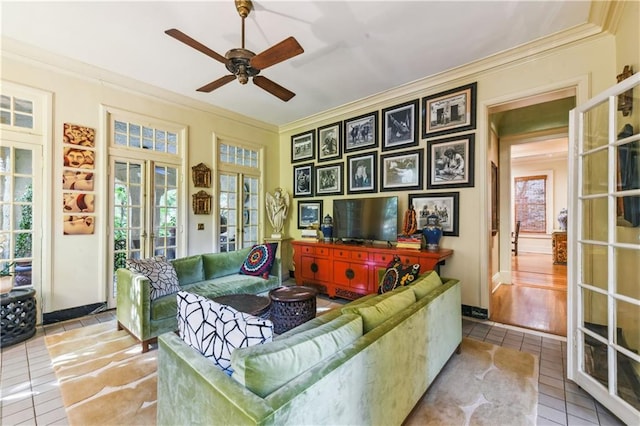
top-left (404, 338), bottom-right (539, 426)
top-left (44, 322), bottom-right (156, 425)
top-left (46, 325), bottom-right (537, 426)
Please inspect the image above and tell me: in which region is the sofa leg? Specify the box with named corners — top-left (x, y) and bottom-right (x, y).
top-left (141, 340), bottom-right (150, 353)
top-left (117, 321), bottom-right (123, 331)
top-left (455, 343), bottom-right (462, 354)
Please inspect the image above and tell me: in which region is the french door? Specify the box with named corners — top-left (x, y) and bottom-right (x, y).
top-left (568, 72), bottom-right (639, 424)
top-left (218, 172), bottom-right (259, 252)
top-left (109, 157), bottom-right (179, 306)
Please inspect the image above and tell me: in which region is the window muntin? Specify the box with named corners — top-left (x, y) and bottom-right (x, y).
top-left (114, 120), bottom-right (178, 154)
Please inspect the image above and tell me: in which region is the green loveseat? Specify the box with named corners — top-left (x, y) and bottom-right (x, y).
top-left (116, 247), bottom-right (282, 352)
top-left (157, 272), bottom-right (461, 425)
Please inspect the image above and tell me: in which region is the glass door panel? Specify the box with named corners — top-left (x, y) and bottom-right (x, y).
top-left (219, 173), bottom-right (238, 252)
top-left (243, 176), bottom-right (259, 248)
top-left (152, 164), bottom-right (178, 258)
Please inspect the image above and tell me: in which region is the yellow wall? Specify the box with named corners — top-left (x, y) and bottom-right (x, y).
top-left (1, 42), bottom-right (280, 312)
top-left (278, 33), bottom-right (622, 309)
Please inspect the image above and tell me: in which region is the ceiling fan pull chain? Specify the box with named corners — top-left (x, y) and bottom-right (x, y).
top-left (241, 16), bottom-right (245, 49)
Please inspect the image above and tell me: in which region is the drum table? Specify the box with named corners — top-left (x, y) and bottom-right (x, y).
top-left (269, 286), bottom-right (317, 334)
top-left (1, 288), bottom-right (37, 348)
top-left (212, 294), bottom-right (271, 319)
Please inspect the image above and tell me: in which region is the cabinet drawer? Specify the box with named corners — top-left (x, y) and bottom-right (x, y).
top-left (332, 248), bottom-right (350, 259)
top-left (350, 251), bottom-right (367, 261)
top-left (399, 254), bottom-right (420, 266)
top-left (372, 253), bottom-right (395, 264)
top-left (314, 247), bottom-right (330, 256)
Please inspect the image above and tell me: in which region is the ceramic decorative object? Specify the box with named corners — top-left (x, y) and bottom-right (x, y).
top-left (321, 214), bottom-right (333, 242)
top-left (557, 208), bottom-right (568, 231)
top-left (422, 214), bottom-right (443, 251)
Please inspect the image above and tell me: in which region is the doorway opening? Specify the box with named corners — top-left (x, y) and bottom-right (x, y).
top-left (488, 90), bottom-right (574, 336)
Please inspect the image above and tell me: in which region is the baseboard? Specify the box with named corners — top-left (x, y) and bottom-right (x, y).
top-left (43, 302), bottom-right (107, 325)
top-left (461, 304), bottom-right (488, 320)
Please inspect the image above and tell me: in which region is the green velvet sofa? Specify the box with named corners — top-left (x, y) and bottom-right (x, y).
top-left (157, 272), bottom-right (461, 425)
top-left (116, 247), bottom-right (282, 352)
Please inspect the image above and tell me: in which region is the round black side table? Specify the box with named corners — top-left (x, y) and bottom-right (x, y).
top-left (269, 286), bottom-right (317, 334)
top-left (1, 288), bottom-right (37, 348)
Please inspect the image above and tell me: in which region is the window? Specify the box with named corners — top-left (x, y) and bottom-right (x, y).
top-left (514, 175), bottom-right (546, 232)
top-left (0, 94), bottom-right (34, 129)
top-left (113, 120), bottom-right (178, 154)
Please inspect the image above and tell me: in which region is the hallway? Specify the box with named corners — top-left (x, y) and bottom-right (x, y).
top-left (490, 252), bottom-right (567, 336)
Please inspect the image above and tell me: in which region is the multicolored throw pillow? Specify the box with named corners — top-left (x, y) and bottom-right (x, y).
top-left (125, 255), bottom-right (180, 300)
top-left (239, 242), bottom-right (278, 279)
top-left (378, 255), bottom-right (420, 294)
top-left (176, 291), bottom-right (273, 374)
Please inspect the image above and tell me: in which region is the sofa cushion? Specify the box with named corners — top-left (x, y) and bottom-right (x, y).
top-left (171, 255), bottom-right (204, 286)
top-left (239, 243), bottom-right (278, 279)
top-left (411, 270), bottom-right (444, 299)
top-left (126, 256), bottom-right (180, 300)
top-left (231, 314), bottom-right (363, 397)
top-left (202, 247), bottom-right (252, 280)
top-left (176, 291), bottom-right (273, 374)
top-left (378, 262), bottom-right (420, 294)
top-left (341, 286), bottom-right (416, 332)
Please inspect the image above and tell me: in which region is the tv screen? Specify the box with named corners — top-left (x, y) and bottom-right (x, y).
top-left (333, 196), bottom-right (398, 243)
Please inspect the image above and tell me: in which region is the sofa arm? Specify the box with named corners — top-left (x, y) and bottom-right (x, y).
top-left (158, 332), bottom-right (274, 426)
top-left (116, 268), bottom-right (152, 342)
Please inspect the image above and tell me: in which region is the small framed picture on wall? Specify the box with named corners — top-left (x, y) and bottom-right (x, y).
top-left (382, 99), bottom-right (419, 151)
top-left (380, 149), bottom-right (423, 191)
top-left (422, 82), bottom-right (477, 139)
top-left (315, 162), bottom-right (343, 196)
top-left (317, 122), bottom-right (342, 162)
top-left (297, 200), bottom-right (323, 229)
top-left (293, 163), bottom-right (314, 197)
top-left (344, 111), bottom-right (379, 153)
top-left (346, 152), bottom-right (377, 194)
top-left (291, 130), bottom-right (315, 163)
top-left (427, 134), bottom-right (475, 189)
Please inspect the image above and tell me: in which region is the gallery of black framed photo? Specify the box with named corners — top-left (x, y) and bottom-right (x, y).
top-left (421, 82), bottom-right (477, 139)
top-left (293, 163), bottom-right (314, 197)
top-left (380, 149), bottom-right (423, 191)
top-left (297, 200), bottom-right (323, 229)
top-left (427, 134), bottom-right (475, 189)
top-left (408, 192), bottom-right (460, 237)
top-left (317, 122), bottom-right (342, 162)
top-left (346, 152), bottom-right (377, 194)
top-left (382, 99), bottom-right (419, 151)
top-left (315, 162), bottom-right (343, 196)
top-left (291, 130), bottom-right (315, 163)
top-left (344, 111), bottom-right (379, 153)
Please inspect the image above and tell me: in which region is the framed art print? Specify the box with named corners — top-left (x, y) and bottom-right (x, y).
top-left (346, 152), bottom-right (377, 194)
top-left (344, 111), bottom-right (379, 153)
top-left (422, 82), bottom-right (477, 139)
top-left (293, 163), bottom-right (314, 197)
top-left (298, 200), bottom-right (323, 229)
top-left (382, 99), bottom-right (419, 151)
top-left (315, 162), bottom-right (343, 196)
top-left (427, 134), bottom-right (475, 189)
top-left (317, 122), bottom-right (342, 162)
top-left (291, 130), bottom-right (315, 163)
top-left (380, 149), bottom-right (423, 191)
top-left (408, 192), bottom-right (460, 236)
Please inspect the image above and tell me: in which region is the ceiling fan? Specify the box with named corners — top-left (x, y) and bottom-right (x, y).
top-left (165, 0), bottom-right (304, 101)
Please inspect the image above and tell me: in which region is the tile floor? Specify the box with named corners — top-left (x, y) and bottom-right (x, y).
top-left (0, 296), bottom-right (626, 426)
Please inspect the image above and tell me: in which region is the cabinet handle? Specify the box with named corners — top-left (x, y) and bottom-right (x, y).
top-left (311, 263), bottom-right (319, 273)
top-left (345, 268), bottom-right (355, 280)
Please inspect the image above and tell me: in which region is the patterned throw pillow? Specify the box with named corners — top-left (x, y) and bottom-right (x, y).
top-left (126, 256), bottom-right (180, 300)
top-left (239, 242), bottom-right (278, 279)
top-left (378, 255), bottom-right (420, 294)
top-left (176, 292), bottom-right (273, 374)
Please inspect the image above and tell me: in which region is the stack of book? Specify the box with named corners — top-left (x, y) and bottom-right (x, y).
top-left (301, 229), bottom-right (319, 242)
top-left (396, 233), bottom-right (422, 250)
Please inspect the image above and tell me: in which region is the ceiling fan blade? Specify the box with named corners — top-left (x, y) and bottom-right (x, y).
top-left (197, 75), bottom-right (236, 93)
top-left (165, 28), bottom-right (228, 65)
top-left (253, 76), bottom-right (295, 101)
top-left (250, 36), bottom-right (304, 70)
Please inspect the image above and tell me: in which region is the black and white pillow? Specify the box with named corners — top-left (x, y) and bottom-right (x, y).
top-left (126, 256), bottom-right (180, 300)
top-left (176, 291), bottom-right (273, 374)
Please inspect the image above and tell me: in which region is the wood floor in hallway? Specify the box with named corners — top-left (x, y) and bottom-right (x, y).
top-left (490, 252), bottom-right (567, 336)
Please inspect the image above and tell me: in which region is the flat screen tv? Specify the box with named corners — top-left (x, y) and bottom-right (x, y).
top-left (333, 196), bottom-right (398, 243)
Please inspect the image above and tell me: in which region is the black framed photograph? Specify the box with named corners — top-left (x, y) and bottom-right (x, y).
top-left (316, 162), bottom-right (343, 196)
top-left (409, 192), bottom-right (460, 236)
top-left (297, 200), bottom-right (323, 229)
top-left (293, 163), bottom-right (314, 197)
top-left (427, 134), bottom-right (475, 189)
top-left (382, 99), bottom-right (419, 151)
top-left (344, 111), bottom-right (379, 153)
top-left (346, 152), bottom-right (377, 194)
top-left (291, 130), bottom-right (315, 163)
top-left (422, 82), bottom-right (477, 139)
top-left (380, 149), bottom-right (423, 191)
top-left (317, 122), bottom-right (342, 162)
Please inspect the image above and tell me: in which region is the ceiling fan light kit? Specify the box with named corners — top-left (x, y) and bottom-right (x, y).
top-left (166, 0), bottom-right (303, 101)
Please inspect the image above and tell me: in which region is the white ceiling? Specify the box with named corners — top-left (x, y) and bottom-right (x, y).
top-left (1, 1), bottom-right (592, 126)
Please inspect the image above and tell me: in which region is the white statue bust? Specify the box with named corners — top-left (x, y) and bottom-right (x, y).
top-left (266, 187), bottom-right (290, 238)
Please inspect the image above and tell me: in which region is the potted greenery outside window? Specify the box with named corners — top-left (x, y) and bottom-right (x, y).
top-left (1, 262), bottom-right (15, 295)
